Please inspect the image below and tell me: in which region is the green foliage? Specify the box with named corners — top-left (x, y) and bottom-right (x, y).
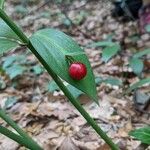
top-left (47, 80), bottom-right (83, 99)
top-left (88, 41), bottom-right (121, 62)
top-left (5, 64), bottom-right (26, 79)
top-left (30, 28), bottom-right (98, 103)
top-left (102, 44), bottom-right (120, 62)
top-left (32, 65), bottom-right (44, 75)
top-left (129, 58), bottom-right (143, 76)
top-left (66, 84), bottom-right (83, 98)
top-left (126, 78), bottom-right (150, 93)
top-left (2, 55), bottom-right (27, 79)
top-left (88, 41), bottom-right (114, 48)
top-left (133, 49), bottom-right (150, 58)
top-left (0, 19), bottom-right (21, 55)
top-left (0, 39), bottom-right (18, 55)
top-left (95, 77), bottom-right (122, 86)
top-left (129, 49), bottom-right (150, 76)
top-left (47, 80), bottom-right (59, 92)
top-left (129, 126), bottom-right (150, 144)
top-left (103, 77), bottom-right (122, 86)
top-left (15, 5), bottom-right (28, 15)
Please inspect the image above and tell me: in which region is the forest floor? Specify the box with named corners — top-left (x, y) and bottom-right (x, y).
top-left (0, 0), bottom-right (150, 150)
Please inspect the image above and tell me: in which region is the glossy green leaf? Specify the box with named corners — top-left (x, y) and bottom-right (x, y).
top-left (129, 58), bottom-right (144, 76)
top-left (126, 78), bottom-right (150, 94)
top-left (30, 28), bottom-right (98, 103)
top-left (102, 44), bottom-right (120, 62)
top-left (0, 19), bottom-right (21, 55)
top-left (133, 49), bottom-right (150, 58)
top-left (129, 126), bottom-right (150, 144)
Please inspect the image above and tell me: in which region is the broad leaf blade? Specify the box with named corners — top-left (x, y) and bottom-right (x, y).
top-left (30, 28), bottom-right (98, 103)
top-left (129, 127), bottom-right (150, 144)
top-left (126, 78), bottom-right (150, 94)
top-left (0, 39), bottom-right (18, 55)
top-left (129, 58), bottom-right (144, 76)
top-left (0, 19), bottom-right (21, 41)
top-left (0, 19), bottom-right (21, 55)
top-left (102, 44), bottom-right (120, 62)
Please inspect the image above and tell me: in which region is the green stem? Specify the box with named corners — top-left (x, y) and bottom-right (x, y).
top-left (0, 110), bottom-right (42, 150)
top-left (0, 9), bottom-right (120, 150)
top-left (0, 125), bottom-right (39, 149)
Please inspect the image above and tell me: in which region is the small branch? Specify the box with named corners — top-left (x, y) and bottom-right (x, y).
top-left (0, 109), bottom-right (42, 150)
top-left (0, 125), bottom-right (37, 149)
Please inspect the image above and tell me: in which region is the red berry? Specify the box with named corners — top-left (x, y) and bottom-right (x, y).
top-left (69, 62), bottom-right (87, 80)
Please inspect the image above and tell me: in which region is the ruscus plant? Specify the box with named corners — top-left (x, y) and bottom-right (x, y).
top-left (0, 1), bottom-right (119, 150)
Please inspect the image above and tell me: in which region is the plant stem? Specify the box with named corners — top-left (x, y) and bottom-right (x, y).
top-left (0, 110), bottom-right (43, 150)
top-left (0, 9), bottom-right (120, 150)
top-left (0, 125), bottom-right (39, 149)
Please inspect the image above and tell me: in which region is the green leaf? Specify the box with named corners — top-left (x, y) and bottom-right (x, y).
top-left (0, 19), bottom-right (21, 55)
top-left (32, 65), bottom-right (44, 75)
top-left (133, 49), bottom-right (150, 58)
top-left (0, 39), bottom-right (18, 55)
top-left (30, 28), bottom-right (98, 103)
top-left (2, 55), bottom-right (16, 69)
top-left (15, 5), bottom-right (28, 15)
top-left (129, 58), bottom-right (144, 76)
top-left (5, 64), bottom-right (26, 79)
top-left (129, 126), bottom-right (150, 144)
top-left (126, 78), bottom-right (150, 94)
top-left (47, 81), bottom-right (83, 99)
top-left (102, 44), bottom-right (120, 62)
top-left (103, 77), bottom-right (122, 86)
top-left (88, 41), bottom-right (114, 48)
top-left (67, 84), bottom-right (83, 98)
top-left (0, 19), bottom-right (21, 41)
top-left (47, 80), bottom-right (60, 92)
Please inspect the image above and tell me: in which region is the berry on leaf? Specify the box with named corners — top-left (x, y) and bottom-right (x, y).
top-left (69, 62), bottom-right (87, 80)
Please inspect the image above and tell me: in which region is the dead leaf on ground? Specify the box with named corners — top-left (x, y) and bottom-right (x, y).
top-left (58, 136), bottom-right (80, 150)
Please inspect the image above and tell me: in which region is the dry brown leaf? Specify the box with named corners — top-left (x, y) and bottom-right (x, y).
top-left (96, 144), bottom-right (111, 150)
top-left (58, 136), bottom-right (80, 150)
top-left (118, 121), bottom-right (133, 138)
